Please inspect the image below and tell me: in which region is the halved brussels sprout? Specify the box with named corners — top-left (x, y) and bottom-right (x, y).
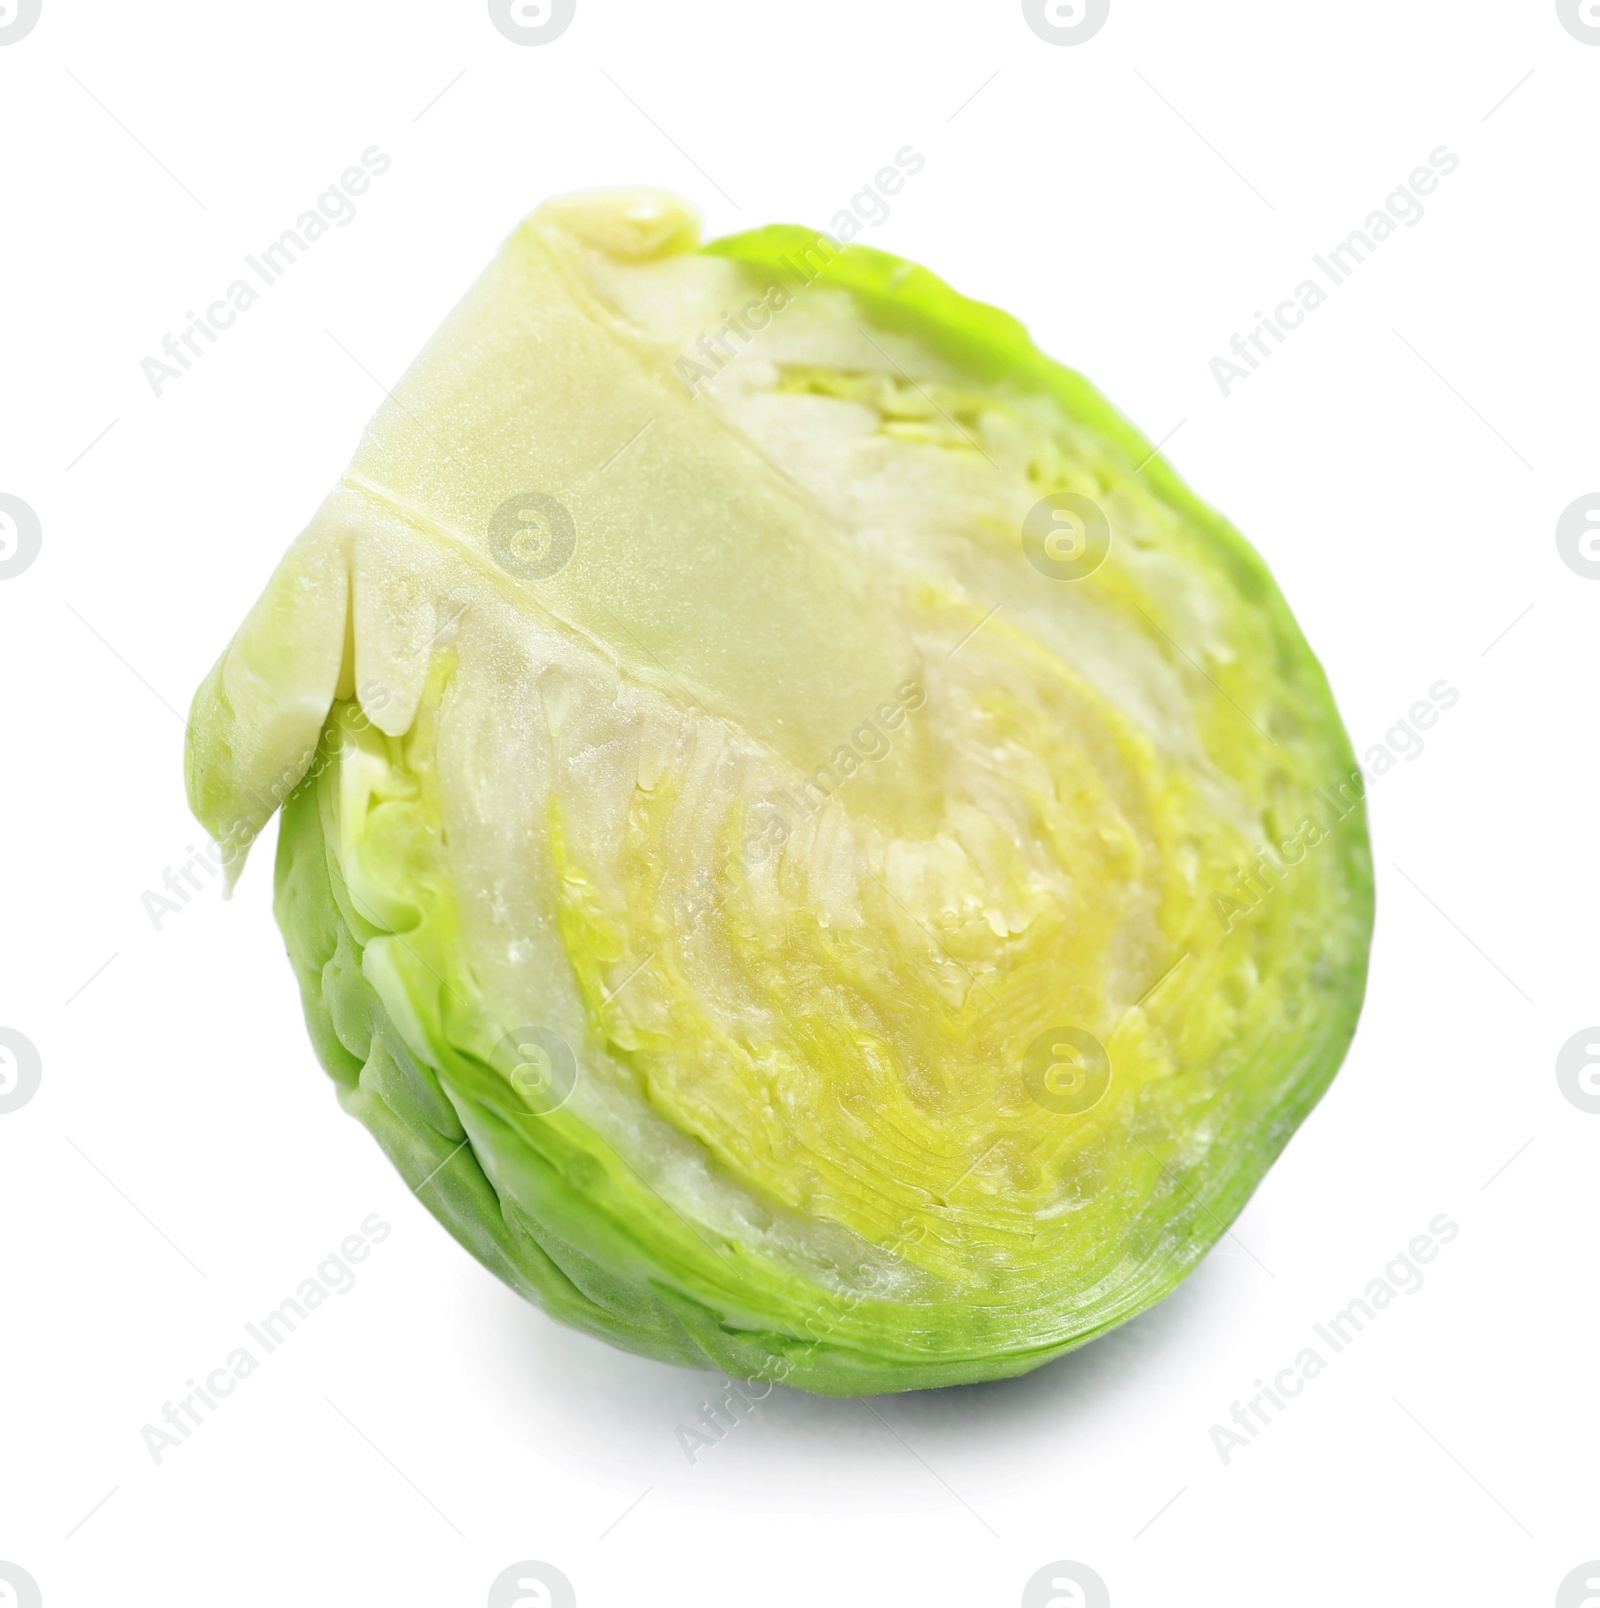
top-left (186, 189), bottom-right (1372, 1395)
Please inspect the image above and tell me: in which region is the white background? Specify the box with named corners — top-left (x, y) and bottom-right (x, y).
top-left (1, 2), bottom-right (1596, 1604)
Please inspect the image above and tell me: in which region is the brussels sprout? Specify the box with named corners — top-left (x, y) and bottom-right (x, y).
top-left (186, 189), bottom-right (1372, 1395)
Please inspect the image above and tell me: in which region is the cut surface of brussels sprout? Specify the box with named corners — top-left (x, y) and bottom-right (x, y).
top-left (188, 189), bottom-right (1372, 1395)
